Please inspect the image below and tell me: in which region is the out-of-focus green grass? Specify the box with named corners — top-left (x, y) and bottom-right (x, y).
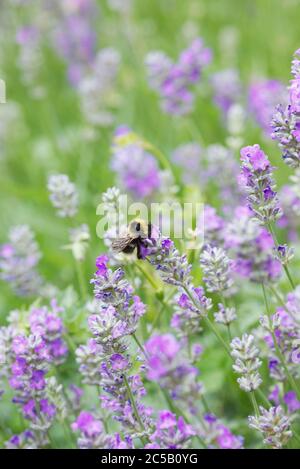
top-left (1, 0), bottom-right (300, 447)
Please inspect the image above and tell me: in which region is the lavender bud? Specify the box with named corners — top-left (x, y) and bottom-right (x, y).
top-left (273, 244), bottom-right (294, 266)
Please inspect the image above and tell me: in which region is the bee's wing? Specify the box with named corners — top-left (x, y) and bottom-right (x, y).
top-left (111, 235), bottom-right (134, 252)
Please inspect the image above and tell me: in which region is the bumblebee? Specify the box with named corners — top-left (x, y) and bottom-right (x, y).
top-left (111, 219), bottom-right (154, 259)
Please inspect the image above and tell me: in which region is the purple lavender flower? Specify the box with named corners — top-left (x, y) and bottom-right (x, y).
top-left (261, 286), bottom-right (300, 381)
top-left (5, 430), bottom-right (38, 449)
top-left (272, 49), bottom-right (300, 168)
top-left (78, 48), bottom-right (120, 127)
top-left (145, 334), bottom-right (202, 413)
top-left (278, 185), bottom-right (300, 241)
top-left (249, 80), bottom-right (287, 136)
top-left (52, 1), bottom-right (98, 86)
top-left (72, 411), bottom-right (107, 449)
top-left (111, 144), bottom-right (160, 199)
top-left (224, 206), bottom-right (281, 283)
top-left (146, 411), bottom-right (195, 449)
top-left (145, 38), bottom-right (212, 115)
top-left (28, 300), bottom-right (68, 365)
top-left (171, 142), bottom-right (203, 185)
top-left (239, 144), bottom-right (282, 224)
top-left (111, 127), bottom-right (161, 199)
top-left (200, 415), bottom-right (244, 449)
top-left (284, 391), bottom-right (300, 413)
top-left (77, 256), bottom-right (152, 441)
top-left (211, 69), bottom-right (242, 115)
top-left (0, 225), bottom-right (43, 297)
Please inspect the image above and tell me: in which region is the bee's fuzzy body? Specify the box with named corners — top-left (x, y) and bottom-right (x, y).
top-left (111, 219), bottom-right (153, 259)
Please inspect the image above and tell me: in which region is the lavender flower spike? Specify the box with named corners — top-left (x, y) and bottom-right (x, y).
top-left (239, 144), bottom-right (282, 224)
top-left (271, 49), bottom-right (300, 168)
top-left (248, 406), bottom-right (292, 449)
top-left (200, 245), bottom-right (234, 295)
top-left (230, 334), bottom-right (262, 392)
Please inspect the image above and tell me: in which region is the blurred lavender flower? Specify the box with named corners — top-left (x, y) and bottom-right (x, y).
top-left (203, 205), bottom-right (225, 247)
top-left (48, 174), bottom-right (79, 218)
top-left (16, 25), bottom-right (45, 98)
top-left (284, 390), bottom-right (300, 414)
top-left (224, 206), bottom-right (281, 283)
top-left (63, 224), bottom-right (90, 262)
top-left (205, 144), bottom-right (242, 215)
top-left (0, 225), bottom-right (43, 297)
top-left (78, 48), bottom-right (120, 127)
top-left (261, 287), bottom-right (300, 381)
top-left (198, 414), bottom-right (243, 449)
top-left (278, 185), bottom-right (300, 241)
top-left (214, 304), bottom-right (237, 326)
top-left (211, 68), bottom-right (242, 116)
top-left (145, 38), bottom-right (212, 115)
top-left (72, 411), bottom-right (108, 449)
top-left (107, 0), bottom-right (132, 14)
top-left (76, 339), bottom-right (102, 385)
top-left (171, 143), bottom-right (241, 215)
top-left (111, 127), bottom-right (161, 199)
top-left (52, 0), bottom-right (98, 85)
top-left (249, 80), bottom-right (287, 136)
top-left (272, 49), bottom-right (300, 168)
top-left (273, 244), bottom-right (294, 266)
top-left (171, 142), bottom-right (203, 186)
top-left (146, 411), bottom-right (195, 449)
top-left (230, 334), bottom-right (262, 392)
top-left (239, 144), bottom-right (282, 224)
top-left (248, 406), bottom-right (292, 449)
top-left (0, 299), bottom-right (70, 447)
top-left (5, 430), bottom-right (39, 449)
top-left (145, 334), bottom-right (203, 412)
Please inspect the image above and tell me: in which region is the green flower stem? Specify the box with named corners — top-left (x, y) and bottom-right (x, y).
top-left (135, 261), bottom-right (162, 292)
top-left (227, 324), bottom-right (232, 342)
top-left (250, 391), bottom-right (260, 418)
top-left (257, 388), bottom-right (271, 407)
top-left (262, 283), bottom-right (300, 399)
top-left (267, 284), bottom-right (287, 310)
top-left (132, 333), bottom-right (149, 359)
top-left (123, 375), bottom-right (148, 445)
